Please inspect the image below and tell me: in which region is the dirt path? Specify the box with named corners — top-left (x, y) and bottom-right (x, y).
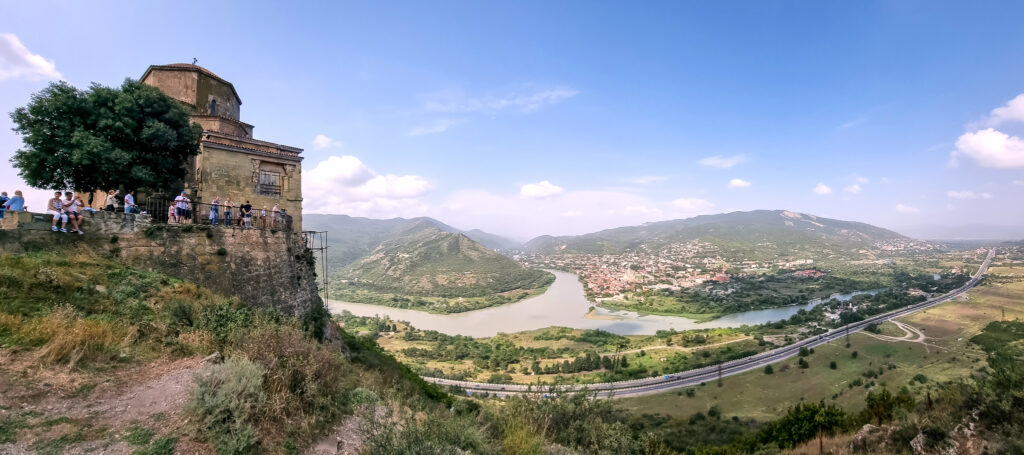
top-left (0, 353), bottom-right (209, 454)
top-left (863, 321), bottom-right (944, 352)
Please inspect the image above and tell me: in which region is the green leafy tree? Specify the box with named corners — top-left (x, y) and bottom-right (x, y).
top-left (814, 403), bottom-right (846, 453)
top-left (10, 79), bottom-right (202, 194)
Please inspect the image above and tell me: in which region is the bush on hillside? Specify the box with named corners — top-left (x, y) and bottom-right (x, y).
top-left (231, 325), bottom-right (354, 446)
top-left (188, 357), bottom-right (266, 454)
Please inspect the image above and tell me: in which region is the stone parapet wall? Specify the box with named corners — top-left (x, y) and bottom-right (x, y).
top-left (1, 209), bottom-right (152, 233)
top-left (0, 210), bottom-right (321, 317)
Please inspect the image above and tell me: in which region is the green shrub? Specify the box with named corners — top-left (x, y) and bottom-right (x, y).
top-left (216, 248), bottom-right (227, 256)
top-left (110, 234), bottom-right (119, 243)
top-left (187, 357), bottom-right (266, 455)
top-left (134, 436), bottom-right (177, 455)
top-left (197, 303), bottom-right (253, 348)
top-left (232, 325), bottom-right (353, 447)
top-left (764, 365), bottom-right (774, 374)
top-left (123, 426), bottom-right (154, 446)
top-left (348, 387), bottom-right (380, 406)
top-left (830, 360), bottom-right (838, 370)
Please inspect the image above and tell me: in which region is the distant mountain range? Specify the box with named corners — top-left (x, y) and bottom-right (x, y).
top-left (304, 210), bottom-right (934, 304)
top-left (302, 214), bottom-right (521, 268)
top-left (339, 226), bottom-right (551, 298)
top-left (302, 214), bottom-right (547, 301)
top-left (520, 210), bottom-right (924, 259)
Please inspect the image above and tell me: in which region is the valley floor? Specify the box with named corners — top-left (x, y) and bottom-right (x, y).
top-left (617, 263), bottom-right (1024, 420)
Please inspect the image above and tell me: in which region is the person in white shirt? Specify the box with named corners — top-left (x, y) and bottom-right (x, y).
top-left (47, 191), bottom-right (67, 232)
top-left (64, 191), bottom-right (84, 234)
top-left (174, 191), bottom-right (192, 223)
top-left (124, 190), bottom-right (139, 214)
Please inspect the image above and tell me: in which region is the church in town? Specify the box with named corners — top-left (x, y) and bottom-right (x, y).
top-left (140, 63), bottom-right (304, 231)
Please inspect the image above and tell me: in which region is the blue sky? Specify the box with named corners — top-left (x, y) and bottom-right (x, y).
top-left (2, 1), bottom-right (1024, 239)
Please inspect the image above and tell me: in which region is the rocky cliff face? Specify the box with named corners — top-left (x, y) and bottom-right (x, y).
top-left (0, 210), bottom-right (321, 317)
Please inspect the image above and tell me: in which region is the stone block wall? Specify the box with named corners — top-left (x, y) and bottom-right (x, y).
top-left (0, 210), bottom-right (321, 318)
top-left (195, 145), bottom-right (303, 232)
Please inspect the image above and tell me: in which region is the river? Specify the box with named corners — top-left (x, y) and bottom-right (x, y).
top-left (327, 270), bottom-right (879, 337)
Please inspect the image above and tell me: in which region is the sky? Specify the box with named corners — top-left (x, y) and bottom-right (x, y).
top-left (2, 1), bottom-right (1024, 241)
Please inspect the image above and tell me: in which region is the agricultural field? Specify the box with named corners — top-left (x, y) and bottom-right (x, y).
top-left (617, 254), bottom-right (1024, 421)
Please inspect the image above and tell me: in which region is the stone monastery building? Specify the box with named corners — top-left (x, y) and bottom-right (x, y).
top-left (141, 63), bottom-right (303, 231)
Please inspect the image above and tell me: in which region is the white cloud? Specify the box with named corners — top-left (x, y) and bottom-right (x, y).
top-left (311, 134), bottom-right (341, 150)
top-left (844, 184), bottom-right (862, 194)
top-left (895, 203), bottom-right (919, 213)
top-left (671, 197), bottom-right (715, 211)
top-left (952, 128), bottom-right (1024, 168)
top-left (560, 210), bottom-right (583, 217)
top-left (854, 176), bottom-right (869, 184)
top-left (0, 33), bottom-right (62, 81)
top-left (621, 175), bottom-right (666, 184)
top-left (303, 155), bottom-right (431, 218)
top-left (408, 118), bottom-right (462, 136)
top-left (813, 183), bottom-right (832, 195)
top-left (520, 180), bottom-right (564, 199)
top-left (728, 178), bottom-right (751, 189)
top-left (698, 154), bottom-right (746, 169)
top-left (421, 87), bottom-right (578, 114)
top-left (1014, 179), bottom-right (1024, 186)
top-left (984, 94), bottom-right (1024, 127)
top-left (946, 190), bottom-right (993, 200)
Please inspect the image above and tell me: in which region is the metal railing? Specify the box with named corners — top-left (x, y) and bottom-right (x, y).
top-left (141, 198), bottom-right (292, 231)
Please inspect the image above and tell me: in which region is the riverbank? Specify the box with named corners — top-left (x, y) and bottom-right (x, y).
top-left (330, 276), bottom-right (554, 315)
top-left (595, 303), bottom-right (722, 323)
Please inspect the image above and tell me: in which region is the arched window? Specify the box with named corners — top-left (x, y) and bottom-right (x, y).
top-left (210, 99), bottom-right (217, 115)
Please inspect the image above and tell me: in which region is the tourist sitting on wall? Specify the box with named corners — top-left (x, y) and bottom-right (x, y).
top-left (223, 198), bottom-right (233, 226)
top-left (124, 190), bottom-right (139, 214)
top-left (174, 191), bottom-right (192, 223)
top-left (0, 191), bottom-right (8, 219)
top-left (64, 192), bottom-right (85, 235)
top-left (104, 189), bottom-right (120, 212)
top-left (3, 191), bottom-right (24, 212)
top-left (209, 196), bottom-right (220, 225)
top-left (47, 191), bottom-right (68, 232)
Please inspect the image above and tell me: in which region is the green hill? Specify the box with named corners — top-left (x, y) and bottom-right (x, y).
top-left (524, 209), bottom-right (926, 259)
top-left (333, 226), bottom-right (553, 312)
top-left (302, 214), bottom-right (520, 269)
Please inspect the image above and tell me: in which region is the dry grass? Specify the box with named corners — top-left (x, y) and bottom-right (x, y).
top-left (33, 306), bottom-right (128, 366)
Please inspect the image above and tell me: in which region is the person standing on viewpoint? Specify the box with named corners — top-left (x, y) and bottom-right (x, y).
top-left (104, 189), bottom-right (119, 212)
top-left (174, 191), bottom-right (191, 224)
top-left (210, 196), bottom-right (221, 225)
top-left (223, 198), bottom-right (233, 226)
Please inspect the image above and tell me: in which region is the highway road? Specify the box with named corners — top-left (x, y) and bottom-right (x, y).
top-left (423, 249), bottom-right (995, 398)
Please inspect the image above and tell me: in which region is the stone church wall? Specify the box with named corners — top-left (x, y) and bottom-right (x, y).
top-left (0, 210), bottom-right (321, 318)
top-left (196, 145), bottom-right (304, 232)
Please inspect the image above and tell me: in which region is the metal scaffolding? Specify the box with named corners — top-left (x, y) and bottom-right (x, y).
top-left (302, 231), bottom-right (330, 302)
